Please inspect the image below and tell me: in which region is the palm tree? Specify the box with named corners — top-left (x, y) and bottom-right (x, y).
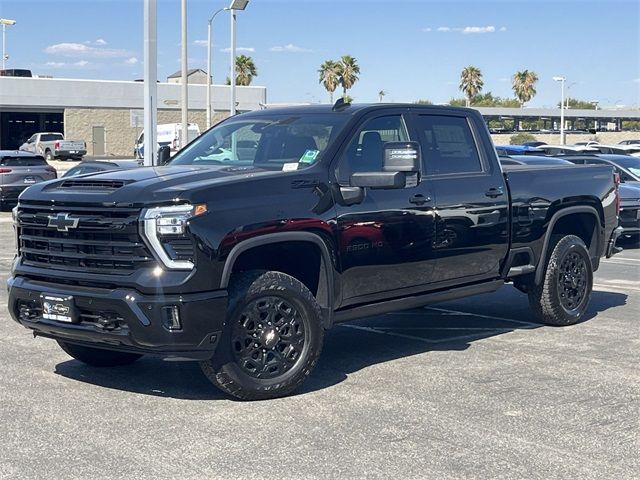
top-left (459, 66), bottom-right (484, 107)
top-left (512, 70), bottom-right (539, 107)
top-left (378, 90), bottom-right (386, 103)
top-left (338, 55), bottom-right (360, 100)
top-left (226, 55), bottom-right (257, 86)
top-left (318, 60), bottom-right (341, 103)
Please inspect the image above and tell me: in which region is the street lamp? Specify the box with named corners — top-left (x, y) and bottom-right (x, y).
top-left (229, 0), bottom-right (249, 116)
top-left (206, 5), bottom-right (230, 129)
top-left (1, 18), bottom-right (17, 70)
top-left (553, 76), bottom-right (566, 145)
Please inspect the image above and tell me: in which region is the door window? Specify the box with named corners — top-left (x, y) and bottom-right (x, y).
top-left (414, 115), bottom-right (483, 175)
top-left (336, 115), bottom-right (408, 185)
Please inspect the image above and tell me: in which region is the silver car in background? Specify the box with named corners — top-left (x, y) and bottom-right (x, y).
top-left (0, 151), bottom-right (57, 210)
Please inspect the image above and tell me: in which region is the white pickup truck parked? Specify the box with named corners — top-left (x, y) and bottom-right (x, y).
top-left (20, 132), bottom-right (86, 161)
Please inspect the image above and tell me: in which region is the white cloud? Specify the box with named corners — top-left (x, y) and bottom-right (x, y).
top-left (44, 42), bottom-right (133, 58)
top-left (94, 38), bottom-right (107, 46)
top-left (44, 60), bottom-right (91, 69)
top-left (74, 60), bottom-right (89, 67)
top-left (193, 39), bottom-right (208, 47)
top-left (422, 27), bottom-right (432, 32)
top-left (219, 46), bottom-right (255, 53)
top-left (45, 61), bottom-right (66, 68)
top-left (269, 43), bottom-right (312, 53)
top-left (462, 26), bottom-right (496, 34)
top-left (633, 78), bottom-right (640, 83)
top-left (436, 26), bottom-right (450, 32)
top-left (125, 57), bottom-right (138, 65)
top-left (500, 26), bottom-right (507, 32)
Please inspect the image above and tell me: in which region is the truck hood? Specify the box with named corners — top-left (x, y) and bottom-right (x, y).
top-left (19, 164), bottom-right (277, 206)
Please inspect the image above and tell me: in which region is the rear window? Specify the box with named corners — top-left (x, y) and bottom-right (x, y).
top-left (40, 134), bottom-right (64, 142)
top-left (0, 156), bottom-right (47, 166)
top-left (414, 115), bottom-right (483, 175)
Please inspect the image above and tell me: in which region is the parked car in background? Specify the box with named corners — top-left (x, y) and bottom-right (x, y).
top-left (62, 160), bottom-right (142, 178)
top-left (562, 154), bottom-right (640, 183)
top-left (592, 144), bottom-right (640, 157)
top-left (0, 151), bottom-right (57, 210)
top-left (539, 145), bottom-right (599, 155)
top-left (522, 141), bottom-right (547, 147)
top-left (134, 123), bottom-right (201, 158)
top-left (574, 141), bottom-right (600, 147)
top-left (494, 145), bottom-right (546, 156)
top-left (617, 182), bottom-right (640, 241)
top-left (618, 139), bottom-right (640, 145)
top-left (19, 132), bottom-right (86, 161)
top-left (499, 155), bottom-right (574, 167)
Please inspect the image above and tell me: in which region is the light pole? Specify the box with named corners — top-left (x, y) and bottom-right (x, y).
top-left (553, 76), bottom-right (566, 145)
top-left (206, 5), bottom-right (230, 129)
top-left (1, 18), bottom-right (17, 70)
top-left (180, 0), bottom-right (188, 148)
top-left (229, 0), bottom-right (249, 116)
top-left (143, 0), bottom-right (157, 166)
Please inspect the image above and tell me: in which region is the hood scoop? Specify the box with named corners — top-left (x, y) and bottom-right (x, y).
top-left (58, 179), bottom-right (134, 190)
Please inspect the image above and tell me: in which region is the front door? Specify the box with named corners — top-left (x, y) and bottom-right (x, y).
top-left (411, 113), bottom-right (509, 285)
top-left (92, 126), bottom-right (105, 156)
top-left (333, 112), bottom-right (437, 306)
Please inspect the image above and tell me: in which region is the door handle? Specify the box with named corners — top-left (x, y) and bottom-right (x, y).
top-left (409, 194), bottom-right (431, 206)
top-left (485, 187), bottom-right (504, 198)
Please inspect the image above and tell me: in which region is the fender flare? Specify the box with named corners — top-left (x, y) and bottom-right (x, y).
top-left (219, 231), bottom-right (336, 326)
top-left (534, 205), bottom-right (602, 285)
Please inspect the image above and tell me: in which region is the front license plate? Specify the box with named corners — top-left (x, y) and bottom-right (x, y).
top-left (41, 294), bottom-right (77, 323)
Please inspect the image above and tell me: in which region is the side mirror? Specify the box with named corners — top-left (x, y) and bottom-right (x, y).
top-left (383, 142), bottom-right (421, 173)
top-left (158, 145), bottom-right (171, 165)
top-left (351, 171), bottom-right (406, 189)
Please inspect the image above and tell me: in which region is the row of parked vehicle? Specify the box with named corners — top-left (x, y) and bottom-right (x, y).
top-left (496, 140), bottom-right (640, 241)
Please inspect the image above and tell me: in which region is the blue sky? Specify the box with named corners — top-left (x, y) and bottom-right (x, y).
top-left (1, 0), bottom-right (639, 107)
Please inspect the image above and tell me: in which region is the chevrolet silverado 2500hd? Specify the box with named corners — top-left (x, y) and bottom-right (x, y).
top-left (8, 103), bottom-right (622, 400)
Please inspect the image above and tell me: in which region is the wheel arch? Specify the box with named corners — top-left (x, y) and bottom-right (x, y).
top-left (534, 206), bottom-right (602, 285)
top-left (220, 232), bottom-right (336, 327)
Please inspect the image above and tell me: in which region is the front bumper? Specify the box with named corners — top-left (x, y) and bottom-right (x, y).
top-left (7, 276), bottom-right (227, 359)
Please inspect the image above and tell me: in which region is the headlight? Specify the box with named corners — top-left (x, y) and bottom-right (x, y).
top-left (141, 204), bottom-right (207, 270)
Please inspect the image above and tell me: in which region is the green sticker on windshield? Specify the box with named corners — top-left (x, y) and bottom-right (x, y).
top-left (300, 149), bottom-right (320, 164)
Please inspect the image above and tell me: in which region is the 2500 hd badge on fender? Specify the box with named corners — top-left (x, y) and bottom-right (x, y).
top-left (7, 103), bottom-right (622, 400)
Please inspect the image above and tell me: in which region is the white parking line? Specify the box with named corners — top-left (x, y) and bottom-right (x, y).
top-left (424, 306), bottom-right (540, 327)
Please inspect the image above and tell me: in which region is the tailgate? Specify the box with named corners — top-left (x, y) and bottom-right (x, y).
top-left (58, 140), bottom-right (85, 150)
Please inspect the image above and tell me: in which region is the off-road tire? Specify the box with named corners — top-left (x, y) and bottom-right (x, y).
top-left (200, 270), bottom-right (324, 400)
top-left (57, 341), bottom-right (143, 367)
top-left (528, 234), bottom-right (593, 326)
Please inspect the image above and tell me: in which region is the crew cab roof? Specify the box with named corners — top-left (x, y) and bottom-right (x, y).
top-left (240, 103), bottom-right (478, 118)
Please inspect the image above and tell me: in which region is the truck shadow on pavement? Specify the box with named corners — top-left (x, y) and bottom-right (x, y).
top-left (53, 289), bottom-right (627, 401)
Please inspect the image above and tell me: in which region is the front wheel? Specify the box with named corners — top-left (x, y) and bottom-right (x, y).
top-left (44, 150), bottom-right (54, 162)
top-left (57, 341), bottom-right (143, 367)
top-left (528, 235), bottom-right (593, 326)
top-left (200, 270), bottom-right (324, 400)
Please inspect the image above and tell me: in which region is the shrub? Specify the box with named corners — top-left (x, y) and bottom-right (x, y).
top-left (509, 133), bottom-right (537, 145)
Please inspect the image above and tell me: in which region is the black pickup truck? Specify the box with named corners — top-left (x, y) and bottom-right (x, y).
top-left (7, 104), bottom-right (622, 400)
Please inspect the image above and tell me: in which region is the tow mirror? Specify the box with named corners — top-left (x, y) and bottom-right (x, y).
top-left (158, 145), bottom-right (171, 165)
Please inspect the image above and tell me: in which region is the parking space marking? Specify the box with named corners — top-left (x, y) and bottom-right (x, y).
top-left (424, 306), bottom-right (540, 327)
top-left (603, 257), bottom-right (640, 265)
top-left (594, 281), bottom-right (640, 293)
top-left (338, 323), bottom-right (515, 345)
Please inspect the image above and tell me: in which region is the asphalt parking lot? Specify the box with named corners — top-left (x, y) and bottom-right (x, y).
top-left (0, 212), bottom-right (638, 480)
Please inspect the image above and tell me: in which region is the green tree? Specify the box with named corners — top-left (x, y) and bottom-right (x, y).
top-left (512, 70), bottom-right (539, 107)
top-left (338, 55), bottom-right (360, 100)
top-left (318, 60), bottom-right (341, 103)
top-left (449, 97), bottom-right (466, 107)
top-left (225, 55), bottom-right (257, 86)
top-left (509, 132), bottom-right (537, 145)
top-left (459, 66), bottom-right (484, 107)
top-left (378, 90), bottom-right (386, 103)
top-left (414, 99), bottom-right (433, 105)
top-left (559, 98), bottom-right (598, 109)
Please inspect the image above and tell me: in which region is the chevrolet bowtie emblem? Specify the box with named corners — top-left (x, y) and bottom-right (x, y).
top-left (47, 213), bottom-right (80, 232)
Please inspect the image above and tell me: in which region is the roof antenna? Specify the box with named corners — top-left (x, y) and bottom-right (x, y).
top-left (332, 97), bottom-right (351, 112)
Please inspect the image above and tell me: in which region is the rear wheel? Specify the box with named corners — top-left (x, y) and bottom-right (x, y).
top-left (200, 270), bottom-right (324, 400)
top-left (528, 235), bottom-right (593, 326)
top-left (57, 341), bottom-right (143, 367)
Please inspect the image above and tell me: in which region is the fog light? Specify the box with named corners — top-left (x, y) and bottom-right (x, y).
top-left (161, 305), bottom-right (182, 331)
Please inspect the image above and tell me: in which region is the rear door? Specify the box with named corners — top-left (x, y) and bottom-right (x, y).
top-left (332, 110), bottom-right (437, 305)
top-left (410, 112), bottom-right (509, 285)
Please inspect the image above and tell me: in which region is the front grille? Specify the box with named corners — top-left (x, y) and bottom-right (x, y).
top-left (17, 203), bottom-right (154, 275)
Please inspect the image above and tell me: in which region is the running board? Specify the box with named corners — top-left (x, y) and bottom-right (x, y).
top-left (333, 280), bottom-right (504, 324)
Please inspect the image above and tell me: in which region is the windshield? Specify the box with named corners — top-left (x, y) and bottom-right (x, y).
top-left (169, 114), bottom-right (349, 171)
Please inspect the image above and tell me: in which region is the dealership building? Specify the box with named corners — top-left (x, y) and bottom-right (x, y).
top-left (0, 76), bottom-right (267, 156)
